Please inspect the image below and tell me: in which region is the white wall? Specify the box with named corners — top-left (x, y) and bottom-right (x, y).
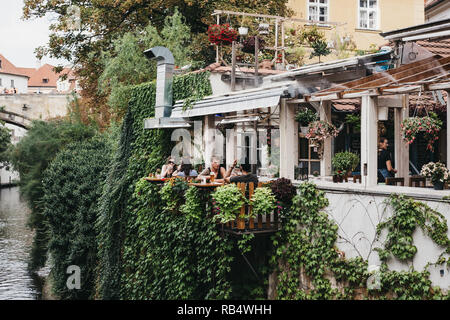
top-left (323, 190), bottom-right (450, 289)
top-left (0, 73), bottom-right (28, 93)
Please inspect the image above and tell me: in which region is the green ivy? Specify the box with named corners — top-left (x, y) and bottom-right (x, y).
top-left (96, 71), bottom-right (235, 300)
top-left (376, 194), bottom-right (450, 261)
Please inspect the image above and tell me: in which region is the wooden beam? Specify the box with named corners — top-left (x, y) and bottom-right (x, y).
top-left (279, 98), bottom-right (297, 179)
top-left (320, 101), bottom-right (332, 177)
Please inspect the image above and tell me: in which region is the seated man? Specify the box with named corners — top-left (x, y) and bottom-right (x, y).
top-left (225, 163), bottom-right (258, 185)
top-left (377, 137), bottom-right (397, 183)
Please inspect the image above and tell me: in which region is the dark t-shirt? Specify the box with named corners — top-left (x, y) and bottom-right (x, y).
top-left (230, 174), bottom-right (259, 185)
top-left (378, 149), bottom-right (391, 170)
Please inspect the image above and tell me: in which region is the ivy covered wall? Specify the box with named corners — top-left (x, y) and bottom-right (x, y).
top-left (96, 72), bottom-right (220, 299)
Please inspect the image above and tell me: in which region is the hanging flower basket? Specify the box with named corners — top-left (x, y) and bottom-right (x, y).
top-left (242, 36), bottom-right (265, 54)
top-left (401, 115), bottom-right (442, 152)
top-left (207, 24), bottom-right (238, 46)
top-left (306, 120), bottom-right (339, 158)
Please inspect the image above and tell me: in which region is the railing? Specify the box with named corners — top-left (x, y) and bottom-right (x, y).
top-left (222, 182), bottom-right (280, 235)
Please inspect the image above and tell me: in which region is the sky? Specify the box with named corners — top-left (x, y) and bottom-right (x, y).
top-left (0, 0), bottom-right (68, 68)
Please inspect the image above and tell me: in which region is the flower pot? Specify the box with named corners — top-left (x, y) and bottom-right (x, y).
top-left (333, 175), bottom-right (343, 183)
top-left (433, 181), bottom-right (444, 190)
top-left (378, 107), bottom-right (388, 121)
top-left (258, 23), bottom-right (269, 35)
top-left (238, 27), bottom-right (248, 35)
top-left (300, 126), bottom-right (309, 135)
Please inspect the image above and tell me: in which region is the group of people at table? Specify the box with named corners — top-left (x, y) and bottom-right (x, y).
top-left (159, 156), bottom-right (258, 185)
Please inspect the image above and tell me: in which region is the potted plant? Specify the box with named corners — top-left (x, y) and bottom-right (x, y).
top-left (207, 24), bottom-right (238, 46)
top-left (211, 184), bottom-right (246, 223)
top-left (249, 187), bottom-right (277, 218)
top-left (238, 15), bottom-right (250, 36)
top-left (270, 178), bottom-right (297, 215)
top-left (242, 36), bottom-right (265, 54)
top-left (306, 120), bottom-right (339, 158)
top-left (345, 113), bottom-right (361, 133)
top-left (420, 162), bottom-right (449, 190)
top-left (296, 108), bottom-right (318, 134)
top-left (401, 112), bottom-right (442, 152)
top-left (332, 152), bottom-right (359, 183)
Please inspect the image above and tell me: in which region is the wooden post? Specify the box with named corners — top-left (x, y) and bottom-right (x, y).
top-left (320, 101), bottom-right (332, 177)
top-left (281, 20), bottom-right (285, 66)
top-left (279, 98), bottom-right (297, 180)
top-left (216, 14), bottom-right (220, 63)
top-left (237, 183), bottom-right (246, 230)
top-left (394, 94), bottom-right (410, 185)
top-left (231, 41), bottom-right (236, 91)
top-left (248, 182), bottom-right (255, 229)
top-left (226, 123), bottom-right (237, 170)
top-left (255, 36), bottom-right (259, 87)
top-left (361, 96), bottom-right (378, 187)
top-left (447, 90), bottom-right (450, 170)
top-left (204, 115), bottom-right (215, 169)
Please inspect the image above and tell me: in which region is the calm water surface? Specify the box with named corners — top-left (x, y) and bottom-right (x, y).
top-left (0, 187), bottom-right (43, 300)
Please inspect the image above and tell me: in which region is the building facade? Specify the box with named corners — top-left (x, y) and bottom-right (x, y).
top-left (287, 0), bottom-right (425, 55)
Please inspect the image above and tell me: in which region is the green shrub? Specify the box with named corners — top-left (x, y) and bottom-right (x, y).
top-left (295, 108), bottom-right (318, 126)
top-left (9, 119), bottom-right (96, 269)
top-left (331, 152), bottom-right (359, 175)
top-left (212, 184), bottom-right (246, 223)
top-left (42, 134), bottom-right (114, 299)
top-left (250, 187), bottom-right (276, 218)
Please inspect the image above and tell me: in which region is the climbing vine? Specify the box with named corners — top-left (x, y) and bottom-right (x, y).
top-left (96, 71), bottom-right (235, 300)
top-left (272, 182), bottom-right (369, 300)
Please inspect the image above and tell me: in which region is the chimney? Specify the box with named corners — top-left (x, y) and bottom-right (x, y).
top-left (144, 46), bottom-right (175, 118)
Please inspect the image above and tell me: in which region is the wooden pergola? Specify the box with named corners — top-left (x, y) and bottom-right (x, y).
top-left (287, 55), bottom-right (450, 187)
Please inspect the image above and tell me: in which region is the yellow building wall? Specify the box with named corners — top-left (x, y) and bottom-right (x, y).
top-left (287, 0), bottom-right (424, 52)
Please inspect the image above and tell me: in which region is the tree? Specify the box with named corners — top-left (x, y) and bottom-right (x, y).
top-left (310, 39), bottom-right (331, 63)
top-left (23, 1), bottom-right (292, 125)
top-left (9, 119), bottom-right (96, 269)
top-left (0, 106), bottom-right (11, 169)
top-left (98, 9), bottom-right (193, 115)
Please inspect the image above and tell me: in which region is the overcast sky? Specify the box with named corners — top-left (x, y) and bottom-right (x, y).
top-left (0, 0), bottom-right (68, 68)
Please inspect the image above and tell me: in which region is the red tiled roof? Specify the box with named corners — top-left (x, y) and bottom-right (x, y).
top-left (417, 39), bottom-right (450, 58)
top-left (28, 64), bottom-right (61, 88)
top-left (0, 54), bottom-right (29, 78)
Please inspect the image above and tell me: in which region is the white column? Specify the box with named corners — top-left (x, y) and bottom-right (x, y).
top-left (394, 94), bottom-right (410, 184)
top-left (226, 126), bottom-right (237, 169)
top-left (279, 98), bottom-right (298, 180)
top-left (204, 114), bottom-right (215, 168)
top-left (361, 96), bottom-right (378, 187)
top-left (320, 101), bottom-right (332, 177)
top-left (447, 90), bottom-right (450, 170)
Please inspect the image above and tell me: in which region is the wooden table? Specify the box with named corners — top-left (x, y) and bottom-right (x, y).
top-left (188, 182), bottom-right (224, 188)
top-left (144, 177), bottom-right (166, 183)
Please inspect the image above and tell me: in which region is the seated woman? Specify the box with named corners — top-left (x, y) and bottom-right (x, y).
top-left (377, 137), bottom-right (397, 183)
top-left (198, 156), bottom-right (232, 183)
top-left (161, 156), bottom-right (177, 178)
top-left (174, 161), bottom-right (198, 177)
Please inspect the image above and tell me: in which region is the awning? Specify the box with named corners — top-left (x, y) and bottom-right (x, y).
top-left (170, 83), bottom-right (295, 118)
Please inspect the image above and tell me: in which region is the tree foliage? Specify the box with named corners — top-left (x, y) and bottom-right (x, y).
top-left (98, 9), bottom-right (193, 114)
top-left (0, 108), bottom-right (11, 168)
top-left (9, 119), bottom-right (96, 269)
top-left (22, 1), bottom-right (291, 126)
top-left (42, 134), bottom-right (115, 299)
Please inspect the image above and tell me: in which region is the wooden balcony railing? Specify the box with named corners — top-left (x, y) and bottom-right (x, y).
top-left (222, 182), bottom-right (280, 235)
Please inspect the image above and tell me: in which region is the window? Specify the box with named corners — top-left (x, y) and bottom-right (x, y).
top-left (43, 78), bottom-right (49, 83)
top-left (308, 0), bottom-right (329, 23)
top-left (0, 59), bottom-right (2, 69)
top-left (11, 79), bottom-right (14, 88)
top-left (0, 78), bottom-right (2, 86)
top-left (359, 0), bottom-right (378, 30)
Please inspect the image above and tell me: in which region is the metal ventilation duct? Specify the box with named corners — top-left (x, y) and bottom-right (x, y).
top-left (144, 46), bottom-right (175, 118)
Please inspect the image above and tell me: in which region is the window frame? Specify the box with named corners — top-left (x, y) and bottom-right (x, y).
top-left (357, 0), bottom-right (380, 30)
top-left (307, 0), bottom-right (330, 25)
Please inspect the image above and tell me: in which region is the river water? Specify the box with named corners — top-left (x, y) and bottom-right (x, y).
top-left (0, 187), bottom-right (43, 300)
